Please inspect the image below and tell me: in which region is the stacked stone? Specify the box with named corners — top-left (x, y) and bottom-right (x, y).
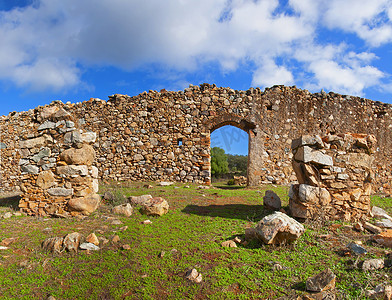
top-left (18, 105), bottom-right (100, 216)
top-left (289, 133), bottom-right (376, 221)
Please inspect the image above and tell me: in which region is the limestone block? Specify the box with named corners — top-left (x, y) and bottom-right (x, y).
top-left (340, 153), bottom-right (374, 169)
top-left (68, 194), bottom-right (101, 215)
top-left (263, 190), bottom-right (282, 210)
top-left (254, 212), bottom-right (305, 245)
top-left (294, 146), bottom-right (333, 166)
top-left (21, 165), bottom-right (39, 174)
top-left (36, 170), bottom-right (56, 189)
top-left (140, 197), bottom-right (169, 216)
top-left (306, 268), bottom-right (336, 292)
top-left (47, 188), bottom-right (74, 197)
top-left (59, 144), bottom-right (95, 166)
top-left (38, 121), bottom-right (56, 131)
top-left (20, 136), bottom-right (47, 149)
top-left (32, 147), bottom-right (51, 162)
top-left (56, 165), bottom-right (89, 176)
top-left (291, 135), bottom-right (323, 150)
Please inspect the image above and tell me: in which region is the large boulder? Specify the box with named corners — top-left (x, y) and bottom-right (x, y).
top-left (140, 197), bottom-right (169, 216)
top-left (59, 144), bottom-right (96, 166)
top-left (112, 203), bottom-right (133, 217)
top-left (68, 194), bottom-right (101, 215)
top-left (254, 212), bottom-right (305, 245)
top-left (128, 194), bottom-right (153, 206)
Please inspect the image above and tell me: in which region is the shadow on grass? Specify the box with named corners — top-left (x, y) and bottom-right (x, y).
top-left (213, 185), bottom-right (246, 190)
top-left (182, 203), bottom-right (271, 221)
top-left (0, 194), bottom-right (21, 210)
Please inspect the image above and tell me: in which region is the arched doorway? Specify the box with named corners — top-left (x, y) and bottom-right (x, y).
top-left (204, 114), bottom-right (262, 186)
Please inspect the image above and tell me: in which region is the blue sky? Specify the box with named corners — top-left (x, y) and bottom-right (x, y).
top-left (1, 0), bottom-right (392, 156)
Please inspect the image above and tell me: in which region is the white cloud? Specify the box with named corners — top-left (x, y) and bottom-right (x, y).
top-left (0, 0), bottom-right (390, 98)
top-left (322, 0), bottom-right (392, 46)
top-left (252, 60), bottom-right (294, 87)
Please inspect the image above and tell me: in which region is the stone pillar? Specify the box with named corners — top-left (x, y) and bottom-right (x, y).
top-left (289, 133), bottom-right (376, 222)
top-left (247, 128), bottom-right (264, 186)
top-left (18, 105), bottom-right (100, 217)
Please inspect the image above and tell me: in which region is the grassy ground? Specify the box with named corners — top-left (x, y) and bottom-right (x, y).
top-left (0, 182), bottom-right (391, 299)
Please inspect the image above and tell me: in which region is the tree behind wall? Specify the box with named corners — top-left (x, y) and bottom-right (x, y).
top-left (211, 147), bottom-right (228, 177)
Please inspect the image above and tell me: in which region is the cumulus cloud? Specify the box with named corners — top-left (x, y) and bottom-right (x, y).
top-left (0, 0), bottom-right (391, 97)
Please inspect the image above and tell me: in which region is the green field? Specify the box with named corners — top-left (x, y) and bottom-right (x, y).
top-left (0, 182), bottom-right (391, 299)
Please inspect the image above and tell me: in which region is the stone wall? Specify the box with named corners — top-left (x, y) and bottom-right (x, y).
top-left (17, 106), bottom-right (100, 216)
top-left (289, 134), bottom-right (375, 221)
top-left (1, 84), bottom-right (392, 194)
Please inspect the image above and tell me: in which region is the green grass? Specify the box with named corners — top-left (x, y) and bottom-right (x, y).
top-left (0, 183), bottom-right (391, 299)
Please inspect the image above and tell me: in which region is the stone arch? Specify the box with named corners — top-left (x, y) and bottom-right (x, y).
top-left (204, 114), bottom-right (261, 186)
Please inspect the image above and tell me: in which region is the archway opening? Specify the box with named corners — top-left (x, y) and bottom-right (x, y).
top-left (210, 125), bottom-right (249, 185)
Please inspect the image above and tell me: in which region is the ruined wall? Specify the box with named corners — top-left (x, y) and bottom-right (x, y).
top-left (289, 134), bottom-right (375, 222)
top-left (6, 105), bottom-right (100, 216)
top-left (1, 84), bottom-right (392, 194)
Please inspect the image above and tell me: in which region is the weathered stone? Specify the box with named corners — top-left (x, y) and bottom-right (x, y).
top-left (363, 222), bottom-right (383, 234)
top-left (21, 165), bottom-right (39, 174)
top-left (221, 240), bottom-right (237, 248)
top-left (56, 165), bottom-right (89, 176)
top-left (347, 242), bottom-right (367, 255)
top-left (291, 135), bottom-right (323, 150)
top-left (263, 190), bottom-right (281, 210)
top-left (42, 237), bottom-right (64, 253)
top-left (59, 144), bottom-right (96, 166)
top-left (47, 188), bottom-right (74, 197)
top-left (128, 194), bottom-right (153, 206)
top-left (374, 229), bottom-right (392, 248)
top-left (68, 194), bottom-right (101, 215)
top-left (80, 132), bottom-right (96, 143)
top-left (31, 147), bottom-right (51, 162)
top-left (254, 212), bottom-right (305, 245)
top-left (86, 233), bottom-right (99, 246)
top-left (185, 268), bottom-right (202, 283)
top-left (375, 218), bottom-right (392, 229)
top-left (112, 203), bottom-right (133, 217)
top-left (362, 259), bottom-right (384, 271)
top-left (63, 232), bottom-right (81, 252)
top-left (294, 146), bottom-right (333, 166)
top-left (140, 197), bottom-right (169, 216)
top-left (36, 170), bottom-right (56, 189)
top-left (366, 284), bottom-right (392, 300)
top-left (340, 153), bottom-right (374, 169)
top-left (306, 268), bottom-right (336, 292)
top-left (20, 136), bottom-right (47, 149)
top-left (79, 242), bottom-right (100, 251)
top-left (38, 121), bottom-right (56, 131)
top-left (372, 206), bottom-right (392, 221)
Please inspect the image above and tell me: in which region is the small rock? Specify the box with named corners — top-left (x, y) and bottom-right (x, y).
top-left (42, 237), bottom-right (64, 253)
top-left (372, 206), bottom-right (392, 221)
top-left (233, 236), bottom-right (244, 244)
top-left (376, 218), bottom-right (392, 229)
top-left (63, 232), bottom-right (82, 252)
top-left (185, 268), bottom-right (202, 283)
top-left (158, 251), bottom-right (166, 258)
top-left (263, 190), bottom-right (282, 210)
top-left (47, 296), bottom-right (56, 300)
top-left (374, 229), bottom-right (392, 248)
top-left (111, 220), bottom-right (123, 225)
top-left (347, 242), bottom-right (367, 255)
top-left (0, 237), bottom-right (17, 247)
top-left (119, 226), bottom-right (128, 232)
top-left (364, 222), bottom-right (383, 234)
top-left (306, 268), bottom-right (336, 292)
top-left (122, 244), bottom-right (131, 250)
top-left (142, 220), bottom-right (152, 224)
top-left (140, 197), bottom-right (169, 216)
top-left (362, 259), bottom-right (384, 271)
top-left (272, 263), bottom-right (283, 271)
top-left (197, 185), bottom-right (209, 189)
top-left (79, 242), bottom-right (100, 251)
top-left (353, 222), bottom-right (364, 232)
top-left (86, 233), bottom-right (99, 246)
top-left (3, 212), bottom-right (12, 219)
top-left (158, 181), bottom-right (174, 186)
top-left (112, 235), bottom-right (120, 243)
top-left (0, 246), bottom-right (9, 250)
top-left (143, 184), bottom-right (153, 189)
top-left (366, 284), bottom-right (392, 300)
top-left (221, 240), bottom-right (237, 248)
